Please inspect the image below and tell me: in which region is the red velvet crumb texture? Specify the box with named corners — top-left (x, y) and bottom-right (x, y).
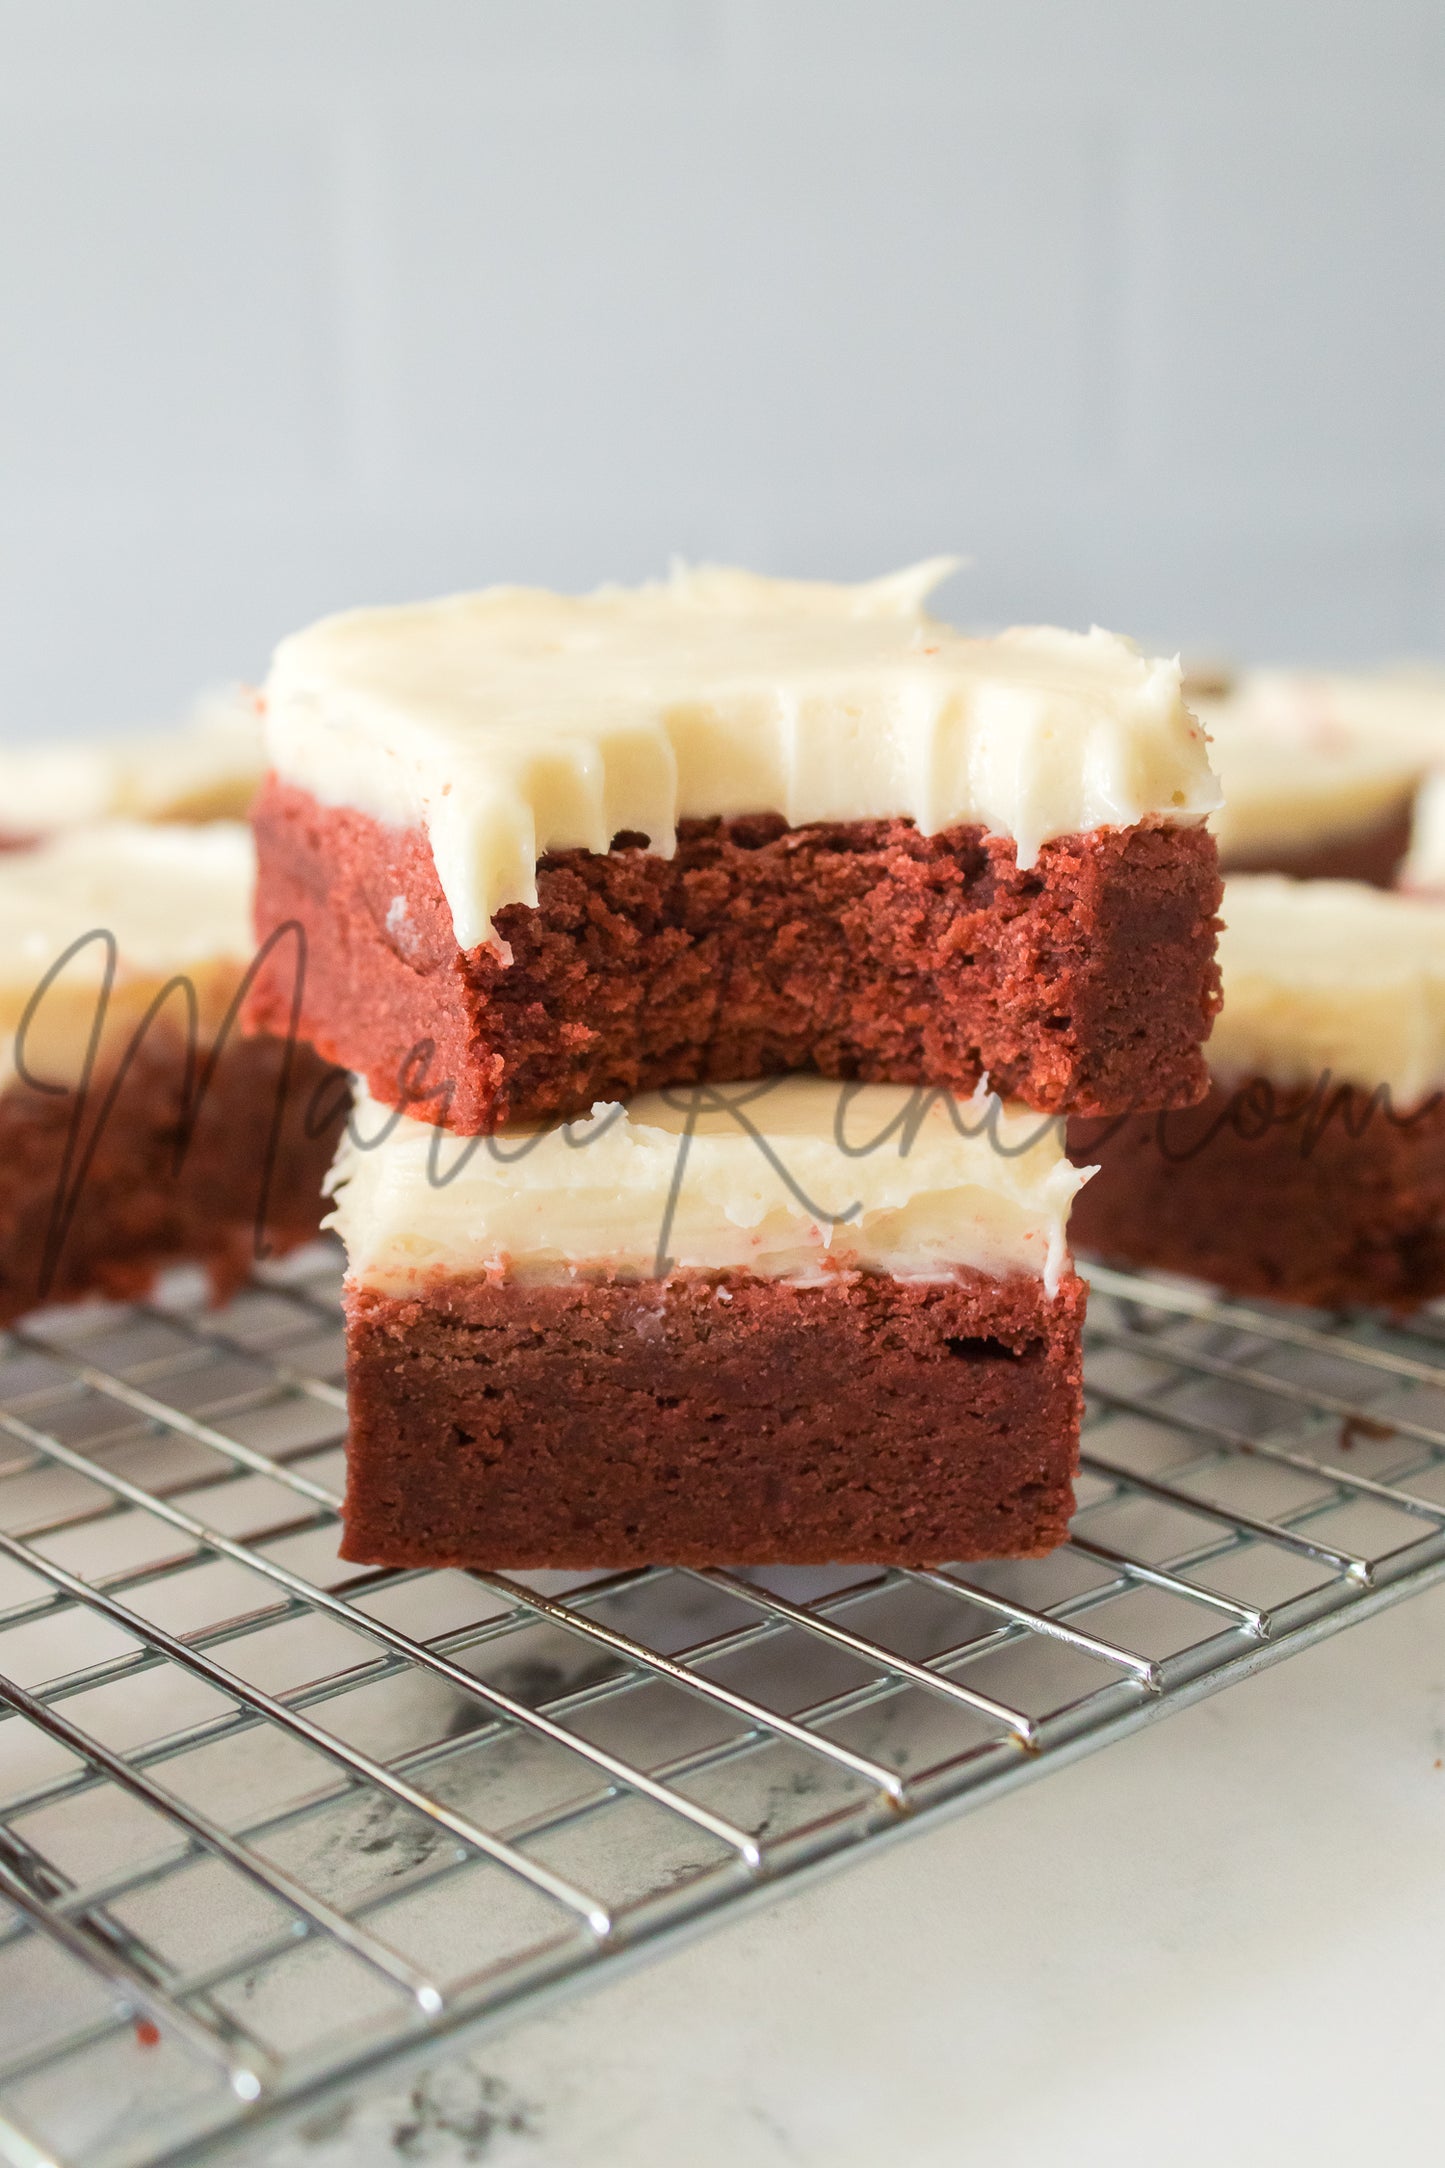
top-left (339, 1265), bottom-right (1086, 1571)
top-left (248, 777), bottom-right (1222, 1131)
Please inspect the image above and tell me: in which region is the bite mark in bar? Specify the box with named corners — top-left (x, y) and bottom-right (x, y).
top-left (249, 566), bottom-right (1222, 1129)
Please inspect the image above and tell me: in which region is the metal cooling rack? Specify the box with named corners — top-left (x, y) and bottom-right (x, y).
top-left (3, 1250), bottom-right (1445, 2168)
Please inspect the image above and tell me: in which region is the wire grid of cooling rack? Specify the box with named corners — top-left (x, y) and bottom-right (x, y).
top-left (3, 1250), bottom-right (1445, 2168)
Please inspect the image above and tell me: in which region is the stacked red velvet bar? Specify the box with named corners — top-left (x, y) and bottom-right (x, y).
top-left (247, 564), bottom-right (1224, 1567)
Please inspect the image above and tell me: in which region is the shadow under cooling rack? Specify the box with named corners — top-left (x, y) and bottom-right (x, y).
top-left (2, 1245), bottom-right (1445, 2168)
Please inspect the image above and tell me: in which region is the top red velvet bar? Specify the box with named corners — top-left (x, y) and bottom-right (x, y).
top-left (246, 564), bottom-right (1222, 1132)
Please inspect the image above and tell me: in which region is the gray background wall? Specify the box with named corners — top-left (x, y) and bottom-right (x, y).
top-left (3, 0), bottom-right (1444, 741)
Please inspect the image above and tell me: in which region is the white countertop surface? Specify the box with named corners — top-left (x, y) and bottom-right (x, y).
top-left (272, 1579), bottom-right (1445, 2168)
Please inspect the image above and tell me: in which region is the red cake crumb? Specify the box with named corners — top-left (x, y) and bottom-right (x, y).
top-left (248, 777), bottom-right (1221, 1131)
top-left (339, 1265), bottom-right (1087, 1570)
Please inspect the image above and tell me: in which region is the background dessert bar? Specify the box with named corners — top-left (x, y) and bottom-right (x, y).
top-left (1070, 875), bottom-right (1445, 1309)
top-left (0, 821), bottom-right (344, 1322)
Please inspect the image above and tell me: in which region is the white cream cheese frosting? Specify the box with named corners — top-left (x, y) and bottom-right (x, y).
top-left (0, 688), bottom-right (265, 837)
top-left (0, 821), bottom-right (257, 1094)
top-left (265, 564), bottom-right (1220, 952)
top-left (1210, 875), bottom-right (1445, 1102)
top-left (1400, 769), bottom-right (1445, 893)
top-left (1203, 704), bottom-right (1420, 858)
top-left (1198, 669), bottom-right (1445, 859)
top-left (328, 1075), bottom-right (1090, 1297)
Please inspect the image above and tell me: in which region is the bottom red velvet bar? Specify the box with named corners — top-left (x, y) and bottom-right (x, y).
top-left (327, 1077), bottom-right (1090, 1570)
